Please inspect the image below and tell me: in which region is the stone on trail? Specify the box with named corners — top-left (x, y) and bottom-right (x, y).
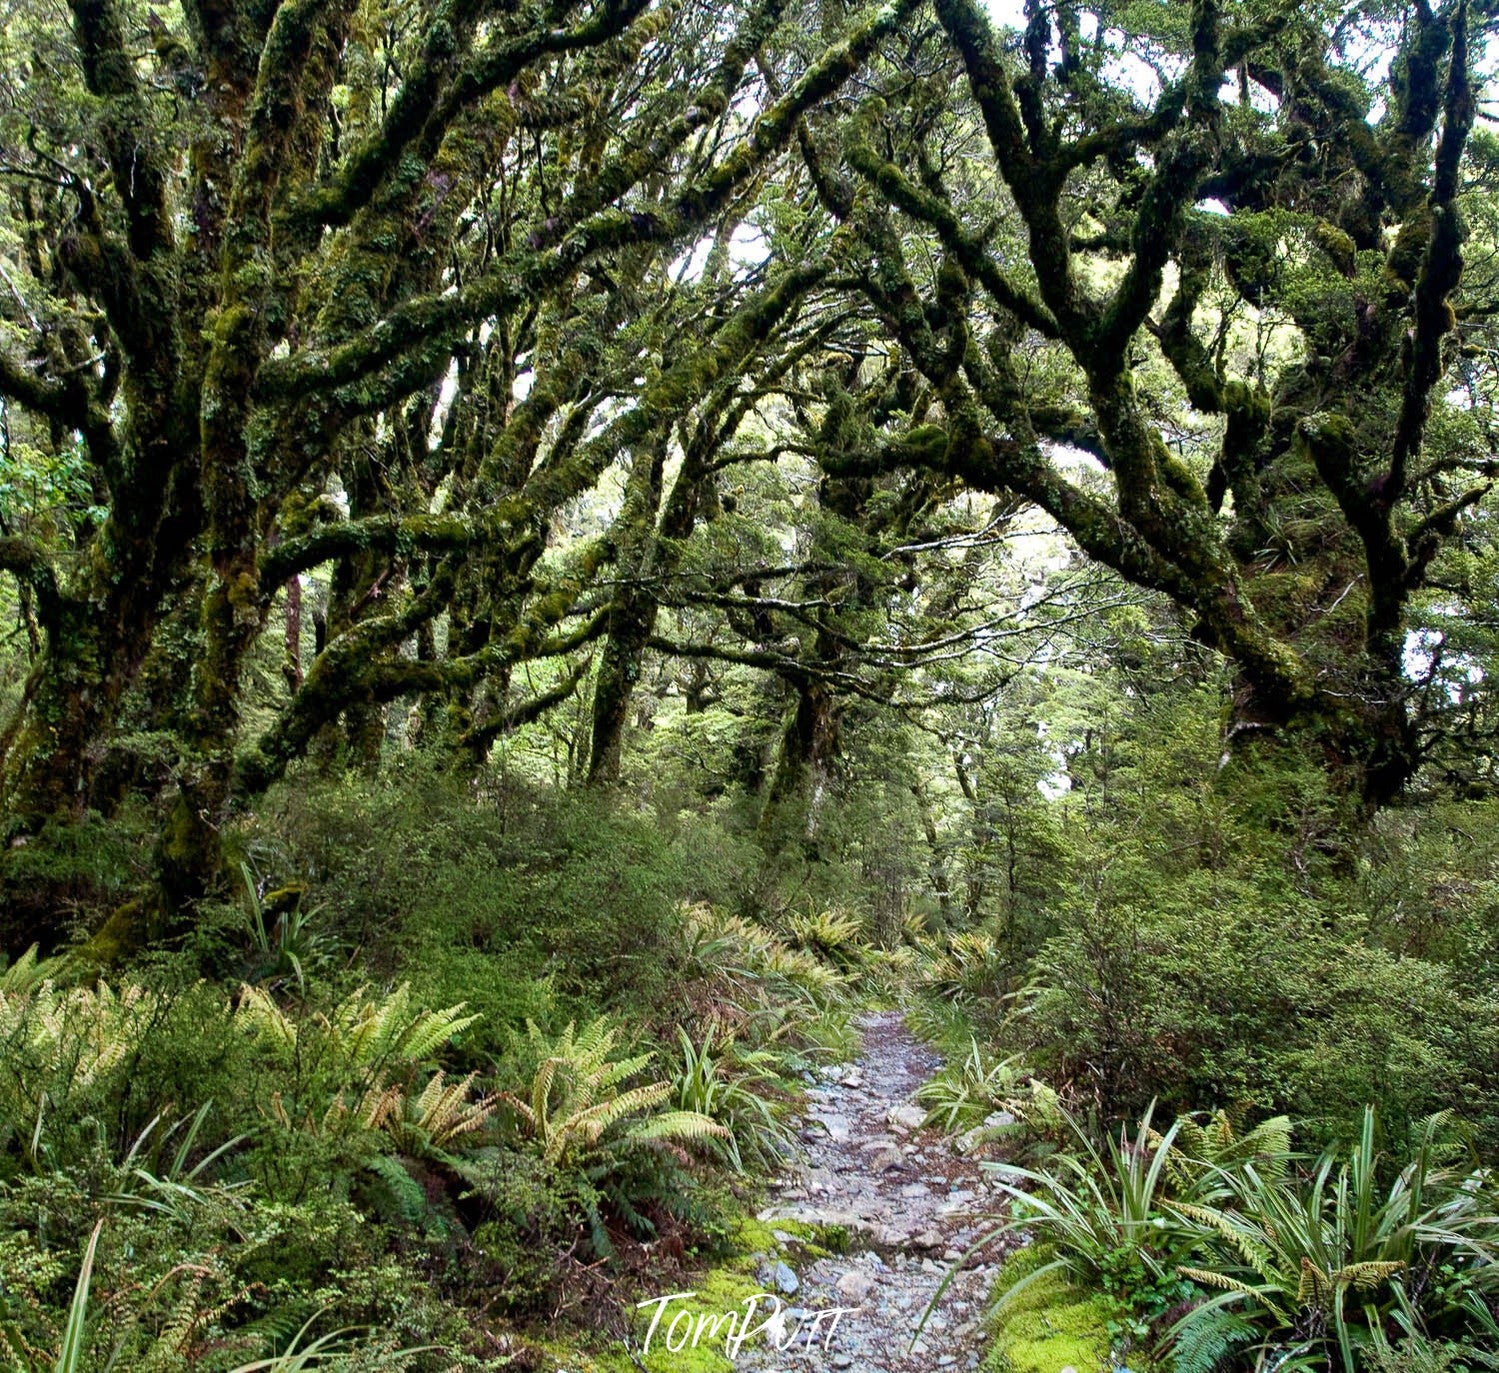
top-left (813, 1112), bottom-right (852, 1143)
top-left (774, 1260), bottom-right (799, 1295)
top-left (887, 1104), bottom-right (927, 1134)
top-left (835, 1269), bottom-right (875, 1302)
top-left (952, 1126), bottom-right (987, 1155)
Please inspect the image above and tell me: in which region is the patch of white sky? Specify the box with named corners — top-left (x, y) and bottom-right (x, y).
top-left (1406, 624), bottom-right (1486, 697)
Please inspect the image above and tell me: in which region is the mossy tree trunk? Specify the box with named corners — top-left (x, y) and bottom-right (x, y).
top-left (0, 0), bottom-right (912, 943)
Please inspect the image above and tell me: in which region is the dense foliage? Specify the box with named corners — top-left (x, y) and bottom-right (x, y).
top-left (2, 0), bottom-right (1499, 1368)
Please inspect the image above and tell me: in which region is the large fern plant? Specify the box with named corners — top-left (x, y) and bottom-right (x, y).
top-left (1167, 1107), bottom-right (1499, 1373)
top-left (0, 961), bottom-right (160, 1157)
top-left (502, 1018), bottom-right (728, 1167)
top-left (234, 982), bottom-right (476, 1068)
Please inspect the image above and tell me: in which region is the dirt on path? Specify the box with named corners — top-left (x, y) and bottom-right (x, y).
top-left (742, 1010), bottom-right (1009, 1373)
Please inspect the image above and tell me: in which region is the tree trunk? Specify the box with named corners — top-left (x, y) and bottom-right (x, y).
top-left (758, 675), bottom-right (841, 855)
top-left (910, 779), bottom-right (954, 928)
top-left (587, 441), bottom-right (669, 786)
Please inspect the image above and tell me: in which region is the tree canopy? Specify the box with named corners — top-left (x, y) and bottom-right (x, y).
top-left (1, 0), bottom-right (1496, 936)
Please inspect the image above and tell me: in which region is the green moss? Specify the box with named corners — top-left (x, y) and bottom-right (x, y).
top-left (982, 1247), bottom-right (1112, 1373)
top-left (67, 898), bottom-right (146, 972)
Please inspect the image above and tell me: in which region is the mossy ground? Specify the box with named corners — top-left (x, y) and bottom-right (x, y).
top-left (980, 1245), bottom-right (1112, 1373)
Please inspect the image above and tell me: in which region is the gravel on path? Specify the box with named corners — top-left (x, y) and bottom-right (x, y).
top-left (738, 1010), bottom-right (1011, 1373)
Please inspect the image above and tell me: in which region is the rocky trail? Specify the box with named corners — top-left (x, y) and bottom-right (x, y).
top-left (744, 1010), bottom-right (1011, 1373)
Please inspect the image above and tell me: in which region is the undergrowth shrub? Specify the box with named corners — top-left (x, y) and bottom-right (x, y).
top-left (1013, 848), bottom-right (1499, 1151)
top-left (251, 767), bottom-right (690, 1057)
top-left (980, 1104), bottom-right (1499, 1373)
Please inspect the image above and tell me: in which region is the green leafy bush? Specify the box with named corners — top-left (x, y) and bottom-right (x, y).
top-left (978, 1104), bottom-right (1499, 1372)
top-left (668, 1026), bottom-right (796, 1171)
top-left (916, 1037), bottom-right (1030, 1134)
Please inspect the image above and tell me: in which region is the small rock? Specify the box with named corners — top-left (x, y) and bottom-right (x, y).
top-left (953, 1126), bottom-right (987, 1155)
top-left (887, 1104), bottom-right (927, 1134)
top-left (774, 1260), bottom-right (799, 1295)
top-left (833, 1357), bottom-right (853, 1370)
top-left (835, 1269), bottom-right (875, 1302)
top-left (815, 1113), bottom-right (851, 1143)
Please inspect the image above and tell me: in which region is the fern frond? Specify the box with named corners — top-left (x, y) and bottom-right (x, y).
top-left (1178, 1267), bottom-right (1260, 1295)
top-left (366, 1154), bottom-right (428, 1225)
top-left (0, 944), bottom-right (48, 993)
top-left (236, 985), bottom-right (298, 1048)
top-left (359, 1082), bottom-right (403, 1132)
top-left (627, 1111), bottom-right (732, 1146)
top-left (595, 1052), bottom-right (654, 1091)
top-left (498, 1090), bottom-right (538, 1131)
top-left (560, 1081), bottom-right (671, 1138)
top-left (1333, 1260), bottom-right (1405, 1291)
top-left (1297, 1257), bottom-right (1330, 1307)
top-left (411, 1071), bottom-right (494, 1146)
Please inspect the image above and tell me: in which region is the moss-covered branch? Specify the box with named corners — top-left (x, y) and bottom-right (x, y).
top-left (258, 513), bottom-right (495, 589)
top-left (463, 655), bottom-right (593, 751)
top-left (844, 143), bottom-right (1058, 337)
top-left (257, 0), bottom-right (911, 403)
top-left (0, 539), bottom-right (61, 624)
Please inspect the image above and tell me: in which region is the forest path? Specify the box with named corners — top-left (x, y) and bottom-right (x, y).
top-left (745, 1010), bottom-right (1008, 1372)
